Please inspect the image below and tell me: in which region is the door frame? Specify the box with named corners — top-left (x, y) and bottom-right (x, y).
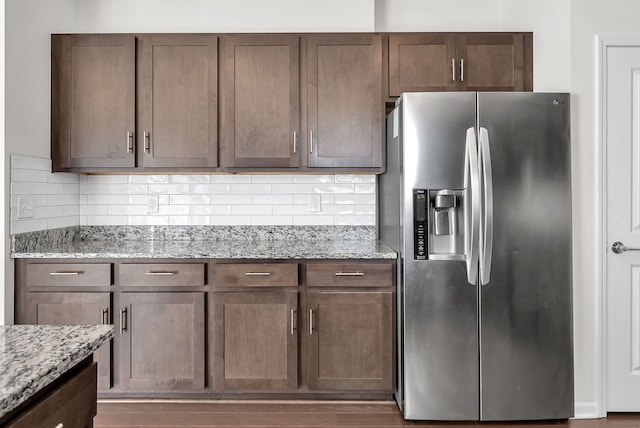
top-left (595, 34), bottom-right (640, 419)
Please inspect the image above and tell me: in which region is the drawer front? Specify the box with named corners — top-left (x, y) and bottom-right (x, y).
top-left (120, 263), bottom-right (205, 287)
top-left (306, 263), bottom-right (393, 287)
top-left (213, 263), bottom-right (298, 287)
top-left (26, 263), bottom-right (111, 287)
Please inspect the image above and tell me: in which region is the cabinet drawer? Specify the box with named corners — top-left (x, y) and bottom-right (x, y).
top-left (120, 263), bottom-right (205, 287)
top-left (26, 263), bottom-right (111, 287)
top-left (306, 263), bottom-right (392, 287)
top-left (213, 263), bottom-right (298, 287)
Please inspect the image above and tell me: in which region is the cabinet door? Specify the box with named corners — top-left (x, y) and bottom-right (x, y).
top-left (456, 33), bottom-right (532, 92)
top-left (221, 35), bottom-right (299, 168)
top-left (307, 291), bottom-right (393, 391)
top-left (307, 34), bottom-right (383, 168)
top-left (119, 292), bottom-right (205, 391)
top-left (26, 292), bottom-right (112, 391)
top-left (139, 35), bottom-right (218, 168)
top-left (52, 35), bottom-right (135, 170)
top-left (388, 33), bottom-right (457, 96)
top-left (211, 291), bottom-right (298, 391)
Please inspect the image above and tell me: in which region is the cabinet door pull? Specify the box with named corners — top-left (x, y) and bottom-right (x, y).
top-left (102, 308), bottom-right (109, 325)
top-left (291, 309), bottom-right (296, 335)
top-left (244, 272), bottom-right (271, 276)
top-left (120, 308), bottom-right (127, 334)
top-left (460, 59), bottom-right (464, 82)
top-left (293, 130), bottom-right (297, 154)
top-left (144, 271), bottom-right (175, 276)
top-left (49, 271), bottom-right (82, 276)
top-left (55, 424), bottom-right (64, 428)
top-left (335, 271), bottom-right (365, 276)
top-left (309, 130), bottom-right (314, 153)
top-left (144, 131), bottom-right (150, 153)
top-left (309, 309), bottom-right (314, 335)
top-left (452, 58), bottom-right (456, 82)
top-left (127, 131), bottom-right (133, 153)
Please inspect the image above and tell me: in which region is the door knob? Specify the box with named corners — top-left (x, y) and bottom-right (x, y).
top-left (612, 241), bottom-right (640, 254)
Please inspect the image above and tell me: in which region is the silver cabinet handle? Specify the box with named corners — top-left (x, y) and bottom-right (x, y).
top-left (55, 424), bottom-right (64, 428)
top-left (452, 58), bottom-right (456, 82)
top-left (293, 130), bottom-right (297, 154)
top-left (309, 309), bottom-right (314, 335)
top-left (49, 271), bottom-right (82, 276)
top-left (127, 131), bottom-right (133, 153)
top-left (144, 271), bottom-right (175, 276)
top-left (335, 271), bottom-right (364, 276)
top-left (290, 309), bottom-right (296, 335)
top-left (120, 308), bottom-right (127, 334)
top-left (244, 272), bottom-right (271, 276)
top-left (102, 308), bottom-right (109, 325)
top-left (612, 241), bottom-right (640, 253)
top-left (309, 131), bottom-right (314, 153)
top-left (144, 131), bottom-right (150, 153)
top-left (460, 58), bottom-right (464, 82)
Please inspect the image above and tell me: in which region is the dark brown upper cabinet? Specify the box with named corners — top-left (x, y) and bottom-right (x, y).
top-left (52, 35), bottom-right (136, 170)
top-left (52, 34), bottom-right (218, 172)
top-left (388, 32), bottom-right (532, 98)
top-left (307, 34), bottom-right (384, 169)
top-left (138, 35), bottom-right (218, 169)
top-left (220, 35), bottom-right (300, 168)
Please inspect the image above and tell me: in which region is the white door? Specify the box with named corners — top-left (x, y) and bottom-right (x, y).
top-left (606, 46), bottom-right (640, 411)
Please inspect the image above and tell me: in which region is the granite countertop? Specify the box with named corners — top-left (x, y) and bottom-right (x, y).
top-left (0, 324), bottom-right (114, 420)
top-left (11, 226), bottom-right (398, 260)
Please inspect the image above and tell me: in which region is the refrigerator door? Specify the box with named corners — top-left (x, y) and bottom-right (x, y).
top-left (399, 92), bottom-right (479, 420)
top-left (477, 93), bottom-right (573, 420)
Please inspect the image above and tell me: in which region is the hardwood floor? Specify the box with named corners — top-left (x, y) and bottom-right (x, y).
top-left (94, 400), bottom-right (640, 427)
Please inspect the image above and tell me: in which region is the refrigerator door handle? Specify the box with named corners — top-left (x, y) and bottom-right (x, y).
top-left (464, 127), bottom-right (480, 285)
top-left (479, 127), bottom-right (494, 286)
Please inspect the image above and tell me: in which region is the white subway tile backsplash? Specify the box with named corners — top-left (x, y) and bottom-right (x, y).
top-left (272, 184), bottom-right (313, 194)
top-left (129, 175), bottom-right (170, 184)
top-left (211, 215), bottom-right (252, 225)
top-left (230, 184), bottom-right (272, 194)
top-left (190, 184), bottom-right (231, 194)
top-left (11, 156), bottom-right (377, 232)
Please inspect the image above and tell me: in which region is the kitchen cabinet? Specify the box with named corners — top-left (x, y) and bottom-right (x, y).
top-left (211, 263), bottom-right (299, 391)
top-left (19, 261), bottom-right (113, 391)
top-left (52, 34), bottom-right (218, 172)
top-left (25, 292), bottom-right (112, 391)
top-left (388, 32), bottom-right (532, 97)
top-left (220, 35), bottom-right (300, 168)
top-left (307, 34), bottom-right (384, 168)
top-left (305, 263), bottom-right (394, 391)
top-left (118, 262), bottom-right (206, 391)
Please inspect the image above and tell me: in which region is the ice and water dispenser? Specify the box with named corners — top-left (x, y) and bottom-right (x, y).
top-left (413, 189), bottom-right (465, 260)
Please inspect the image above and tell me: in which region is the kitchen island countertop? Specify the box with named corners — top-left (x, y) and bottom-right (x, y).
top-left (0, 324), bottom-right (114, 420)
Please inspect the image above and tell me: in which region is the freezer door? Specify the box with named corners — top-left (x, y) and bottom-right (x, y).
top-left (477, 93), bottom-right (573, 421)
top-left (399, 92), bottom-right (479, 420)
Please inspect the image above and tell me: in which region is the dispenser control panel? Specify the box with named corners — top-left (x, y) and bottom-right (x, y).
top-left (413, 189), bottom-right (428, 259)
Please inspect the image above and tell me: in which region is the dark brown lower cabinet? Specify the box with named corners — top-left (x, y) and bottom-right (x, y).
top-left (25, 291), bottom-right (112, 391)
top-left (119, 292), bottom-right (205, 391)
top-left (211, 290), bottom-right (298, 391)
top-left (307, 291), bottom-right (393, 391)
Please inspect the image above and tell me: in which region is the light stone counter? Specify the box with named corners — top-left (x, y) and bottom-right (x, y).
top-left (0, 324), bottom-right (114, 420)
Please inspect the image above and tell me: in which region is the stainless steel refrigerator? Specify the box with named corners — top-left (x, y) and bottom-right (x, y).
top-left (379, 92), bottom-right (573, 421)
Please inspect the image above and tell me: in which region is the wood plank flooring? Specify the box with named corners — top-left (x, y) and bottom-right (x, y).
top-left (94, 400), bottom-right (640, 428)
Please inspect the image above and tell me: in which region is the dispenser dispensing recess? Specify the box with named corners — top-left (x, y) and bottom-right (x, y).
top-left (413, 188), bottom-right (465, 261)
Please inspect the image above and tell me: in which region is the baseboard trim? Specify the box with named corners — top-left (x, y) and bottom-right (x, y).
top-left (573, 401), bottom-right (603, 419)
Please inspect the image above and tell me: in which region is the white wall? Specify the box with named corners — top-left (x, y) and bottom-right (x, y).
top-left (4, 0), bottom-right (78, 324)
